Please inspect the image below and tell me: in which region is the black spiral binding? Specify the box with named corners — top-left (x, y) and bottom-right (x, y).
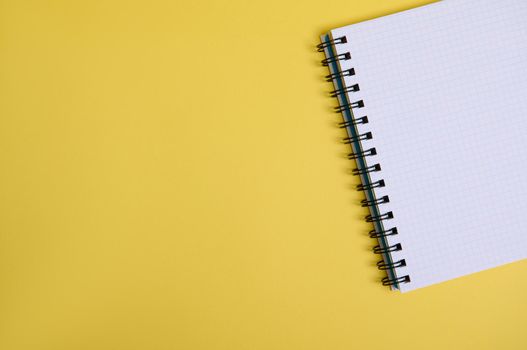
top-left (319, 34), bottom-right (410, 289)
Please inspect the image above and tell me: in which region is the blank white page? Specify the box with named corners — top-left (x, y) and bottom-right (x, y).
top-left (331, 0), bottom-right (527, 291)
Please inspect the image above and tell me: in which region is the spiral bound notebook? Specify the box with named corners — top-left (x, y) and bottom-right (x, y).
top-left (319, 0), bottom-right (527, 292)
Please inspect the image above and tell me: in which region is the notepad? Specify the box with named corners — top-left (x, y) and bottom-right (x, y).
top-left (319, 0), bottom-right (527, 292)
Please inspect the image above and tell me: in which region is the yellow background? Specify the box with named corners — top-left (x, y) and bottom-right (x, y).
top-left (1, 0), bottom-right (526, 349)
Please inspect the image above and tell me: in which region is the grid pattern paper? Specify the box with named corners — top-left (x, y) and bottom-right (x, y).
top-left (330, 0), bottom-right (527, 292)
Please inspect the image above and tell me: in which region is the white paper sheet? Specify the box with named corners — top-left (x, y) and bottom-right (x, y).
top-left (330, 0), bottom-right (527, 291)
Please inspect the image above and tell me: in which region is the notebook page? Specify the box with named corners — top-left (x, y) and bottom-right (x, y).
top-left (331, 0), bottom-right (527, 291)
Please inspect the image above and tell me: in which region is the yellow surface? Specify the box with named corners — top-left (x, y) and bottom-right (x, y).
top-left (0, 0), bottom-right (526, 349)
